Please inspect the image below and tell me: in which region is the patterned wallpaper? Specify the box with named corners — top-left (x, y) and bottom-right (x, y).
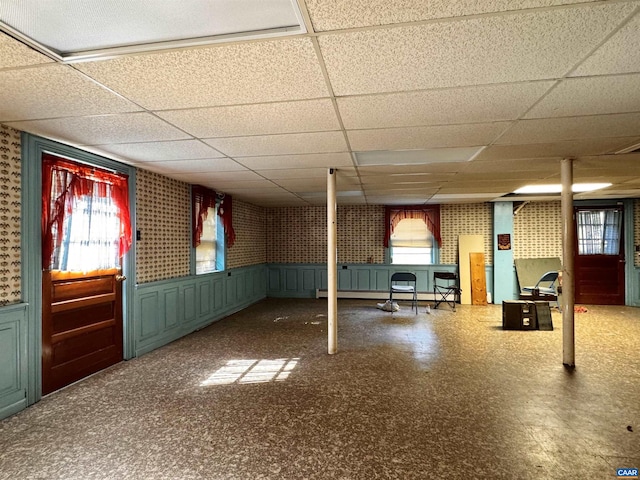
top-left (440, 203), bottom-right (493, 265)
top-left (513, 201), bottom-right (563, 260)
top-left (135, 169), bottom-right (191, 284)
top-left (227, 199), bottom-right (267, 268)
top-left (267, 205), bottom-right (385, 264)
top-left (338, 205), bottom-right (385, 263)
top-left (0, 124), bottom-right (21, 306)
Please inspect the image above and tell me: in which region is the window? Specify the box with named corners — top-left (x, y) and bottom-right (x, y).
top-left (577, 208), bottom-right (622, 255)
top-left (42, 153), bottom-right (132, 271)
top-left (195, 206), bottom-right (222, 274)
top-left (390, 218), bottom-right (434, 265)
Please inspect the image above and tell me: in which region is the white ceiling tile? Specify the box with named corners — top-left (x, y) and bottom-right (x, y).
top-left (7, 112), bottom-right (190, 145)
top-left (357, 164), bottom-right (462, 175)
top-left (236, 153), bottom-right (353, 170)
top-left (363, 185), bottom-right (442, 194)
top-left (157, 99), bottom-right (339, 137)
top-left (439, 182), bottom-right (525, 193)
top-left (0, 64), bottom-right (141, 122)
top-left (94, 139), bottom-right (223, 162)
top-left (365, 195), bottom-right (433, 205)
top-left (140, 158), bottom-right (247, 174)
top-left (200, 170), bottom-right (263, 182)
top-left (205, 131), bottom-right (348, 156)
top-left (224, 188), bottom-right (295, 197)
top-left (348, 123), bottom-right (510, 151)
top-left (526, 74), bottom-right (640, 118)
top-left (306, 0), bottom-right (602, 31)
top-left (360, 173), bottom-right (448, 185)
top-left (463, 158), bottom-right (562, 174)
top-left (259, 198), bottom-right (311, 207)
top-left (495, 113), bottom-right (640, 145)
top-left (571, 12), bottom-right (640, 77)
top-left (274, 176), bottom-right (360, 191)
top-left (76, 38), bottom-right (329, 109)
top-left (166, 174), bottom-right (275, 189)
top-left (318, 4), bottom-right (634, 95)
top-left (475, 137), bottom-right (640, 161)
top-left (0, 32), bottom-right (53, 68)
top-left (258, 167), bottom-right (356, 180)
top-left (430, 193), bottom-right (507, 203)
top-left (338, 82), bottom-right (554, 129)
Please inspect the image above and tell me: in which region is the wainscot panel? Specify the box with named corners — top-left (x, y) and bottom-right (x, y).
top-left (266, 264), bottom-right (493, 299)
top-left (134, 265), bottom-right (267, 357)
top-left (632, 267), bottom-right (640, 307)
top-left (0, 304), bottom-right (28, 420)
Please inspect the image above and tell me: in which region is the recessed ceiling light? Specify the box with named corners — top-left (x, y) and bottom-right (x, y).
top-left (0, 0), bottom-right (306, 62)
top-left (354, 146), bottom-right (485, 166)
top-left (513, 183), bottom-right (611, 194)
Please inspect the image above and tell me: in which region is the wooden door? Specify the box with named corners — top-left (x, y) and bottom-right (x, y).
top-left (574, 206), bottom-right (625, 305)
top-left (42, 269), bottom-right (124, 395)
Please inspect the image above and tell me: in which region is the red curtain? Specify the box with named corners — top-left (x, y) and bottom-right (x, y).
top-left (41, 153), bottom-right (132, 269)
top-left (384, 205), bottom-right (441, 248)
top-left (218, 194), bottom-right (236, 248)
top-left (192, 185), bottom-right (217, 247)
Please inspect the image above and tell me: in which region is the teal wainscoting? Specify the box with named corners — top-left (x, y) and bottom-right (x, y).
top-left (0, 303), bottom-right (28, 420)
top-left (134, 264), bottom-right (267, 357)
top-left (631, 267), bottom-right (640, 307)
top-left (267, 263), bottom-right (494, 299)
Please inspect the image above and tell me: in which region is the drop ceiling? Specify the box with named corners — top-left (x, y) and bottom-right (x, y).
top-left (1, 0), bottom-right (640, 207)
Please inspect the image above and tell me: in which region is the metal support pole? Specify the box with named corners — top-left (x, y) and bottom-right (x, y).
top-left (561, 158), bottom-right (575, 367)
top-left (327, 168), bottom-right (337, 354)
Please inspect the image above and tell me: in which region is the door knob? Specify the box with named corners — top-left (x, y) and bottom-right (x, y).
top-left (115, 275), bottom-right (127, 282)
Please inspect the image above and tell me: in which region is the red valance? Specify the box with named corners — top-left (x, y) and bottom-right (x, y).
top-left (42, 153), bottom-right (132, 269)
top-left (218, 194), bottom-right (236, 248)
top-left (192, 185), bottom-right (217, 247)
top-left (384, 205), bottom-right (441, 248)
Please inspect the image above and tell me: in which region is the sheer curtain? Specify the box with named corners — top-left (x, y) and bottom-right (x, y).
top-left (42, 154), bottom-right (132, 271)
top-left (577, 209), bottom-right (622, 255)
top-left (384, 205), bottom-right (441, 248)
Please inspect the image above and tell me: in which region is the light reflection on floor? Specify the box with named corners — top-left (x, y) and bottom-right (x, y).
top-left (200, 358), bottom-right (300, 386)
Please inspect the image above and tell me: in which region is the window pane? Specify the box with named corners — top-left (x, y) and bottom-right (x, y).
top-left (577, 209), bottom-right (621, 256)
top-left (52, 193), bottom-right (121, 271)
top-left (390, 218), bottom-right (433, 248)
top-left (196, 207), bottom-right (218, 274)
top-left (391, 247), bottom-right (432, 265)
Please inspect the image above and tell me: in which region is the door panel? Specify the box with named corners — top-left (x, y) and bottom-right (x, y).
top-left (42, 269), bottom-right (123, 395)
top-left (574, 206), bottom-right (625, 305)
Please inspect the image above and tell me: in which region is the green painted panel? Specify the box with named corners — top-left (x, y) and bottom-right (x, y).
top-left (356, 269), bottom-right (371, 290)
top-left (285, 269), bottom-right (297, 291)
top-left (213, 278), bottom-right (224, 311)
top-left (0, 324), bottom-right (19, 396)
top-left (183, 284), bottom-right (196, 323)
top-left (162, 288), bottom-right (180, 330)
top-left (198, 280), bottom-right (211, 318)
top-left (225, 275), bottom-right (236, 305)
top-left (0, 306), bottom-right (28, 420)
top-left (269, 268), bottom-right (281, 291)
top-left (302, 269), bottom-right (315, 291)
top-left (139, 293), bottom-right (159, 339)
top-left (338, 269), bottom-right (351, 289)
top-left (375, 269), bottom-right (389, 290)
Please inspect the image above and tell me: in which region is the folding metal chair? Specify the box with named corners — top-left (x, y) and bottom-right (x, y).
top-left (521, 271), bottom-right (560, 309)
top-left (433, 272), bottom-right (461, 311)
top-left (389, 272), bottom-right (418, 314)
